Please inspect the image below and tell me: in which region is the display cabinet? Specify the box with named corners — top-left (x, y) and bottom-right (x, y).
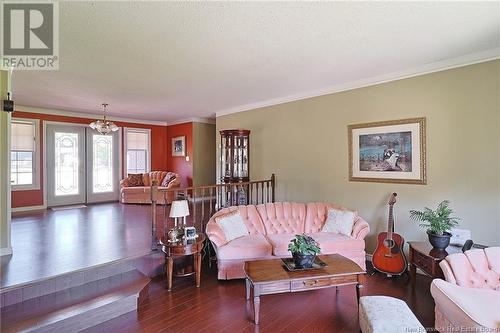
top-left (220, 129), bottom-right (250, 205)
top-left (220, 129), bottom-right (250, 183)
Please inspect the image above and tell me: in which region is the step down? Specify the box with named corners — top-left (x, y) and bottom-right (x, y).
top-left (1, 270), bottom-right (150, 333)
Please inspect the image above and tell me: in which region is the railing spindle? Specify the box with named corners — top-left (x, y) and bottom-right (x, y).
top-left (251, 183), bottom-right (254, 205)
top-left (200, 188), bottom-right (204, 232)
top-left (260, 183), bottom-right (264, 204)
top-left (256, 182), bottom-right (259, 205)
top-left (209, 187), bottom-right (214, 217)
top-left (266, 181), bottom-right (269, 203)
top-left (217, 185), bottom-right (221, 210)
top-left (193, 188), bottom-right (197, 229)
top-left (271, 174), bottom-right (275, 203)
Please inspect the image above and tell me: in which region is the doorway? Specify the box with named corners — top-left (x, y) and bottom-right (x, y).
top-left (46, 123), bottom-right (121, 207)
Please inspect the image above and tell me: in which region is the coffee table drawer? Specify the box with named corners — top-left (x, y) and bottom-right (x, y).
top-left (291, 277), bottom-right (334, 291)
top-left (291, 276), bottom-right (357, 291)
top-left (259, 281), bottom-right (291, 294)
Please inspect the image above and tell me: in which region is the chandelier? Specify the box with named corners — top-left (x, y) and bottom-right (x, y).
top-left (89, 103), bottom-right (119, 135)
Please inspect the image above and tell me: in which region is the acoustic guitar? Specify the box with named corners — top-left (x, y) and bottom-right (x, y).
top-left (372, 193), bottom-right (407, 276)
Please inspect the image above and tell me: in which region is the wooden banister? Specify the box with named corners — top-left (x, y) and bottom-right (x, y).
top-left (150, 174), bottom-right (276, 247)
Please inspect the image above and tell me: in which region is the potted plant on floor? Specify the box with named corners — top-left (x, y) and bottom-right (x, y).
top-left (409, 200), bottom-right (460, 250)
top-left (288, 234), bottom-right (321, 269)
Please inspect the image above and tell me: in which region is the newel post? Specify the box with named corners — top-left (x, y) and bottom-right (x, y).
top-left (151, 180), bottom-right (158, 250)
top-left (271, 173), bottom-right (276, 203)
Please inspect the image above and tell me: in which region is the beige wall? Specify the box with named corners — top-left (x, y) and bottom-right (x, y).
top-left (0, 70), bottom-right (12, 255)
top-left (216, 60), bottom-right (500, 252)
top-left (193, 122), bottom-right (216, 186)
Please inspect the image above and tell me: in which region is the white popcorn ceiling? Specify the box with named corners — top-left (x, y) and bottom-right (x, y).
top-left (10, 1), bottom-right (500, 122)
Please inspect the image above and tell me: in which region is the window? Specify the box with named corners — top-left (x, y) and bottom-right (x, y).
top-left (11, 119), bottom-right (40, 190)
top-left (124, 128), bottom-right (150, 175)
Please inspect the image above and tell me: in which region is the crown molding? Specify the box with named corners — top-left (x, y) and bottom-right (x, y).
top-left (168, 117), bottom-right (216, 126)
top-left (216, 48), bottom-right (500, 118)
top-left (15, 105), bottom-right (169, 126)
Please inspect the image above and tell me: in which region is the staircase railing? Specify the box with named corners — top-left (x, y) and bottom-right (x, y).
top-left (150, 174), bottom-right (275, 248)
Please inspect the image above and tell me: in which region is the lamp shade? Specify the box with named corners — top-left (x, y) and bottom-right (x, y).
top-left (169, 200), bottom-right (190, 218)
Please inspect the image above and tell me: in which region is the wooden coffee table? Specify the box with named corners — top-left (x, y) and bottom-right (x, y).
top-left (244, 254), bottom-right (366, 324)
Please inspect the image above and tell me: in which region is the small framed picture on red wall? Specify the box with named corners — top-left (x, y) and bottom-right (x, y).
top-left (172, 136), bottom-right (186, 157)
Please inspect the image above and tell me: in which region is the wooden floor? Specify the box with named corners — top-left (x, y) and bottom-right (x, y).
top-left (85, 262), bottom-right (436, 333)
top-left (2, 203), bottom-right (158, 288)
top-left (4, 203), bottom-right (436, 332)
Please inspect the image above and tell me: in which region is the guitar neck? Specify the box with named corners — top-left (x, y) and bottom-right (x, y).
top-left (387, 205), bottom-right (394, 239)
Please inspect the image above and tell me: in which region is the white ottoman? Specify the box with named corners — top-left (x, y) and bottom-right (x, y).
top-left (359, 296), bottom-right (425, 333)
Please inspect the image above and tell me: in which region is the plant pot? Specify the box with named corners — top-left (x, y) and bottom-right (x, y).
top-left (427, 230), bottom-right (451, 250)
top-left (292, 253), bottom-right (316, 269)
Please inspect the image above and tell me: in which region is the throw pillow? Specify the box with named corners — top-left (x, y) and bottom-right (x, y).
top-left (321, 208), bottom-right (356, 236)
top-left (127, 173), bottom-right (144, 187)
top-left (161, 172), bottom-right (176, 187)
top-left (215, 210), bottom-right (250, 242)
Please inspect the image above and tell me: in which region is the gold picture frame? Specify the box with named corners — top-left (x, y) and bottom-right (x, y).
top-left (348, 117), bottom-right (426, 185)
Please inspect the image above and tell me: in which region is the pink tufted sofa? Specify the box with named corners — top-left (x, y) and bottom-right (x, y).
top-left (430, 247), bottom-right (500, 332)
top-left (206, 202), bottom-right (370, 280)
top-left (120, 171), bottom-right (181, 204)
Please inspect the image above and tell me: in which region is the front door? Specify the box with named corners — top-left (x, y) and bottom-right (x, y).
top-left (46, 124), bottom-right (86, 207)
top-left (46, 124), bottom-right (121, 207)
top-left (86, 130), bottom-right (120, 203)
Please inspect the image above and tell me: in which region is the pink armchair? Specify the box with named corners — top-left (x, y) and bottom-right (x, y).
top-left (430, 247), bottom-right (500, 332)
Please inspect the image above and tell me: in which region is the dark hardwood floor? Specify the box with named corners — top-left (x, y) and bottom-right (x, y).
top-left (3, 203), bottom-right (158, 288)
top-left (85, 261), bottom-right (436, 333)
top-left (3, 201), bottom-right (219, 289)
top-left (4, 203), bottom-right (436, 332)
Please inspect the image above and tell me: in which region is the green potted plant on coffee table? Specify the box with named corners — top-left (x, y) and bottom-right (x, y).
top-left (288, 234), bottom-right (321, 269)
top-left (409, 200), bottom-right (460, 250)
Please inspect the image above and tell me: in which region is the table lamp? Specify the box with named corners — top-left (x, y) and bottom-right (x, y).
top-left (168, 200), bottom-right (190, 242)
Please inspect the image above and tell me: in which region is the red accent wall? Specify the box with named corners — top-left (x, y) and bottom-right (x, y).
top-left (166, 122), bottom-right (193, 187)
top-left (11, 111), bottom-right (168, 208)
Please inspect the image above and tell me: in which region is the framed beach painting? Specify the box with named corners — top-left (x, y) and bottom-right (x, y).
top-left (348, 118), bottom-right (426, 184)
top-left (172, 136), bottom-right (186, 157)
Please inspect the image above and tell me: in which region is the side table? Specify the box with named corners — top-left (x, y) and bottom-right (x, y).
top-left (408, 241), bottom-right (461, 284)
top-left (160, 234), bottom-right (206, 291)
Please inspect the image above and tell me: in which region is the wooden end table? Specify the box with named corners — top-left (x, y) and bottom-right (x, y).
top-left (408, 241), bottom-right (462, 284)
top-left (244, 254), bottom-right (365, 325)
top-left (160, 234), bottom-right (206, 291)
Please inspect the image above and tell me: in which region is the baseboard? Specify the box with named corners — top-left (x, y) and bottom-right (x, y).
top-left (11, 205), bottom-right (46, 213)
top-left (0, 246), bottom-right (13, 256)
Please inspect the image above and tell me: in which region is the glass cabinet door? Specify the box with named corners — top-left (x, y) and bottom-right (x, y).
top-left (220, 129), bottom-right (250, 183)
top-left (220, 129), bottom-right (250, 207)
top-left (241, 137), bottom-right (248, 178)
